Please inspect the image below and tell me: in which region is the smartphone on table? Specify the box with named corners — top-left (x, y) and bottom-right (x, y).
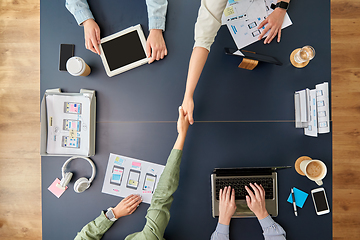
top-left (311, 187), bottom-right (330, 215)
top-left (59, 44), bottom-right (75, 71)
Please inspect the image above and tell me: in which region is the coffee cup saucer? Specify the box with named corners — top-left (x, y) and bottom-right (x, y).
top-left (295, 156), bottom-right (312, 176)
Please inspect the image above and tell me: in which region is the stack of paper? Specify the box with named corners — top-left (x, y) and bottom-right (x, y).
top-left (222, 0), bottom-right (292, 50)
top-left (294, 82), bottom-right (330, 137)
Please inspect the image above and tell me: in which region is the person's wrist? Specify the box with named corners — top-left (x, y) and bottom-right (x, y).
top-left (82, 18), bottom-right (95, 27)
top-left (274, 7), bottom-right (286, 13)
top-left (112, 207), bottom-right (123, 219)
top-left (150, 29), bottom-right (162, 34)
top-left (218, 216), bottom-right (231, 226)
top-left (255, 210), bottom-right (269, 220)
top-left (183, 92), bottom-right (193, 101)
top-left (178, 132), bottom-right (187, 139)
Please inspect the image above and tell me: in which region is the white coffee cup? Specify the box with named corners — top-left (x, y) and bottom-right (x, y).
top-left (66, 56), bottom-right (91, 77)
top-left (300, 159), bottom-right (327, 186)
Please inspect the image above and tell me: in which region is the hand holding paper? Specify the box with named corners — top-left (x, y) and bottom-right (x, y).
top-left (113, 194), bottom-right (142, 218)
top-left (258, 8), bottom-right (287, 43)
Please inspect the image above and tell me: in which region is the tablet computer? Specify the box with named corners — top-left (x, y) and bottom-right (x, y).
top-left (99, 24), bottom-right (148, 77)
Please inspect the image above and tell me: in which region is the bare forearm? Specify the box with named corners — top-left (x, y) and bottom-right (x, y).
top-left (173, 133), bottom-right (187, 151)
top-left (184, 47), bottom-right (209, 99)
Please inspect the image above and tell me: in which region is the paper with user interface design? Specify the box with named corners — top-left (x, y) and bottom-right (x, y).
top-left (221, 0), bottom-right (267, 24)
top-left (102, 153), bottom-right (165, 204)
top-left (46, 94), bottom-right (91, 155)
top-left (223, 0), bottom-right (292, 49)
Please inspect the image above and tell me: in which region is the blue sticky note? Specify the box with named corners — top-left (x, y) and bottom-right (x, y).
top-left (112, 174), bottom-right (121, 181)
top-left (287, 187), bottom-right (308, 208)
top-left (228, 0), bottom-right (236, 4)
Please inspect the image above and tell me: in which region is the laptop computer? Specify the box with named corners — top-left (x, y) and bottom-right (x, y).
top-left (211, 166), bottom-right (291, 218)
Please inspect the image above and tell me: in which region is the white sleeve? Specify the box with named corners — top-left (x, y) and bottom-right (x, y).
top-left (194, 0), bottom-right (228, 52)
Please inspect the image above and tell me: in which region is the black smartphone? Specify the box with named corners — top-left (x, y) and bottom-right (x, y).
top-left (59, 44), bottom-right (75, 71)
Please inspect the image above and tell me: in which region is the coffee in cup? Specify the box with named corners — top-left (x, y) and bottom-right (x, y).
top-left (66, 56), bottom-right (91, 77)
top-left (299, 159), bottom-right (327, 186)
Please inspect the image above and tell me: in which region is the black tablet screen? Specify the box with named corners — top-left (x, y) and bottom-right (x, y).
top-left (102, 31), bottom-right (146, 71)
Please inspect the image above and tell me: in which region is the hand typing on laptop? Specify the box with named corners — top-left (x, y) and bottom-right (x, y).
top-left (210, 184), bottom-right (287, 240)
top-left (218, 187), bottom-right (237, 226)
top-left (245, 183), bottom-right (270, 220)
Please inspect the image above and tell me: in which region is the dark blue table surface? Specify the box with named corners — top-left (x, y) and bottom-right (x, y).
top-left (41, 0), bottom-right (331, 239)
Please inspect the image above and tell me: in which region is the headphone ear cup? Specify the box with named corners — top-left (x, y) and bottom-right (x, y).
top-left (60, 172), bottom-right (73, 188)
top-left (74, 177), bottom-right (90, 193)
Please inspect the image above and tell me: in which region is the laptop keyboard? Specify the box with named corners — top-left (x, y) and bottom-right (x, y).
top-left (215, 177), bottom-right (274, 200)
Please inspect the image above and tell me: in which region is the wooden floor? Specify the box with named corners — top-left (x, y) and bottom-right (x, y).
top-left (0, 0), bottom-right (359, 239)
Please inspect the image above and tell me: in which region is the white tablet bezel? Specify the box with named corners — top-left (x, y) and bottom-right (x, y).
top-left (99, 24), bottom-right (149, 77)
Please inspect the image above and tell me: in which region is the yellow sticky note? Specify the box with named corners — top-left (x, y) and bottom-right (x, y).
top-left (224, 6), bottom-right (235, 17)
top-left (69, 129), bottom-right (77, 139)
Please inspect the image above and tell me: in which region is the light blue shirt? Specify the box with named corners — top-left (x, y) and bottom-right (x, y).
top-left (210, 215), bottom-right (286, 240)
top-left (65, 0), bottom-right (168, 31)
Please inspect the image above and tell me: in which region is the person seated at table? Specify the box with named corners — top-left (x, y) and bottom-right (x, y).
top-left (74, 106), bottom-right (190, 240)
top-left (65, 0), bottom-right (168, 63)
top-left (181, 0), bottom-right (291, 125)
top-left (211, 184), bottom-right (286, 240)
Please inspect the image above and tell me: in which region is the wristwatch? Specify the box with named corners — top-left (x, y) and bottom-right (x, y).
top-left (105, 207), bottom-right (118, 221)
top-left (270, 1), bottom-right (289, 11)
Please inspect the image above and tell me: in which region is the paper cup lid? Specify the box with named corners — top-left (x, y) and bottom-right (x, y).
top-left (66, 57), bottom-right (85, 76)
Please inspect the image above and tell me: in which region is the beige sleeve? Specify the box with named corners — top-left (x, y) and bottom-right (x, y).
top-left (194, 0), bottom-right (228, 52)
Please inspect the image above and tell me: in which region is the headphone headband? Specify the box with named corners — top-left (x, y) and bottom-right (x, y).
top-left (62, 156), bottom-right (96, 183)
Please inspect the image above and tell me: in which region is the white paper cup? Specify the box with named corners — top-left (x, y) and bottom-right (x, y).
top-left (66, 57), bottom-right (91, 76)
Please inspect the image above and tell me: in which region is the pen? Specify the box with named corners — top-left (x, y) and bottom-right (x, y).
top-left (291, 187), bottom-right (298, 216)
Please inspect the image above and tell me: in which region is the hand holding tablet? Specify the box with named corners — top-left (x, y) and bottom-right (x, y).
top-left (146, 29), bottom-right (167, 64)
top-left (83, 19), bottom-right (101, 55)
top-left (99, 24), bottom-right (167, 77)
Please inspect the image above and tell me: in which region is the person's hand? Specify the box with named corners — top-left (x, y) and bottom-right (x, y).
top-left (245, 183), bottom-right (269, 220)
top-left (82, 19), bottom-right (101, 55)
top-left (177, 106), bottom-right (190, 136)
top-left (146, 29), bottom-right (167, 64)
top-left (181, 96), bottom-right (194, 125)
top-left (218, 186), bottom-right (237, 225)
top-left (112, 194), bottom-right (142, 219)
top-left (257, 8), bottom-right (286, 44)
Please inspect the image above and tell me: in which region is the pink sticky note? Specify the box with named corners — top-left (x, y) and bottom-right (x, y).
top-left (132, 162), bottom-right (141, 167)
top-left (71, 122), bottom-right (76, 129)
top-left (48, 178), bottom-right (67, 198)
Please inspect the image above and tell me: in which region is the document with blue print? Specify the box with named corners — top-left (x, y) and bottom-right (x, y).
top-left (223, 0), bottom-right (292, 50)
top-left (102, 153), bottom-right (165, 204)
top-left (221, 0), bottom-right (268, 24)
top-left (294, 82), bottom-right (330, 137)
